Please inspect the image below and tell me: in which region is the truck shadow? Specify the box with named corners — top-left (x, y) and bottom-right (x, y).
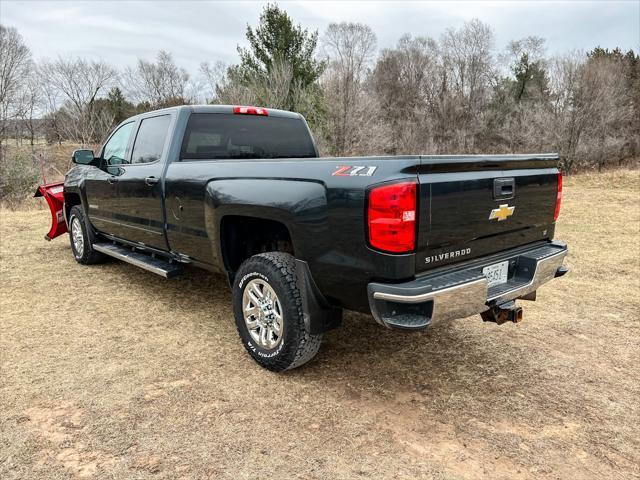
top-left (308, 310), bottom-right (505, 393)
top-left (112, 261), bottom-right (517, 397)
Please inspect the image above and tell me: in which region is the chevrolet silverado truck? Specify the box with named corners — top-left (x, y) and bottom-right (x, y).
top-left (37, 105), bottom-right (569, 371)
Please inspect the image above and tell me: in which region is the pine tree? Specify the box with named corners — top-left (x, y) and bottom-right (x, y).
top-left (234, 4), bottom-right (325, 101)
top-left (106, 87), bottom-right (134, 124)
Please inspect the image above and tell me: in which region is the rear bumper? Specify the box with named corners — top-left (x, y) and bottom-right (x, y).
top-left (367, 241), bottom-right (568, 329)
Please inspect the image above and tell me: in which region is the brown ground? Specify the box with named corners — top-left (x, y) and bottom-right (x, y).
top-left (1, 170), bottom-right (639, 480)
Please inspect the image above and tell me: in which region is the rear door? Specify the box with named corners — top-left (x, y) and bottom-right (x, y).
top-left (114, 113), bottom-right (173, 250)
top-left (415, 155), bottom-right (559, 273)
top-left (164, 110), bottom-right (318, 264)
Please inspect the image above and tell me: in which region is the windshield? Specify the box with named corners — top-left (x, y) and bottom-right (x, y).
top-left (180, 113), bottom-right (317, 160)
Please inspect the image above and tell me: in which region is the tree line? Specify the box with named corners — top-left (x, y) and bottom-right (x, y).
top-left (1, 4), bottom-right (638, 173)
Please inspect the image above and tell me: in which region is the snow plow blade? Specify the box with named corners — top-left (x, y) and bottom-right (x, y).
top-left (34, 182), bottom-right (67, 241)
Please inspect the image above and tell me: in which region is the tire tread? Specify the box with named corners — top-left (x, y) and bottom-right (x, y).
top-left (68, 205), bottom-right (105, 265)
top-left (233, 252), bottom-right (322, 371)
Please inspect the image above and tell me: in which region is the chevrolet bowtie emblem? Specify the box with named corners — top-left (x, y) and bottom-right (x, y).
top-left (489, 204), bottom-right (515, 221)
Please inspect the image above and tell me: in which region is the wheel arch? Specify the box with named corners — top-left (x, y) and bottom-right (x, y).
top-left (203, 178), bottom-right (328, 278)
top-left (64, 191), bottom-right (82, 225)
top-left (219, 214), bottom-right (295, 277)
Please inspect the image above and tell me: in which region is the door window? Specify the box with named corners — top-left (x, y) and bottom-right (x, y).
top-left (102, 122), bottom-right (134, 165)
top-left (131, 115), bottom-right (171, 164)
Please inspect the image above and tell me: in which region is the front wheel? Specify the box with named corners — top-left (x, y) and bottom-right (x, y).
top-left (68, 205), bottom-right (105, 265)
top-left (232, 252), bottom-right (322, 372)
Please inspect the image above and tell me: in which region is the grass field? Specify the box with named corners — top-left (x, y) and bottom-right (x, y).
top-left (1, 170), bottom-right (639, 479)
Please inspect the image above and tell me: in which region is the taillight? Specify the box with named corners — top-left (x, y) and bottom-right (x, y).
top-left (368, 182), bottom-right (417, 253)
top-left (554, 172), bottom-right (563, 221)
top-left (233, 106), bottom-right (268, 116)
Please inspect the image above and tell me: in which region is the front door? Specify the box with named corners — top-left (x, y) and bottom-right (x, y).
top-left (85, 121), bottom-right (135, 237)
top-left (114, 113), bottom-right (172, 250)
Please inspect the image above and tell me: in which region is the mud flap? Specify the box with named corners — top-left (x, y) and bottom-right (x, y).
top-left (295, 259), bottom-right (342, 334)
top-left (34, 182), bottom-right (67, 240)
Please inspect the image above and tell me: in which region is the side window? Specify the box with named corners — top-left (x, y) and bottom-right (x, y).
top-left (102, 122), bottom-right (134, 165)
top-left (131, 115), bottom-right (171, 164)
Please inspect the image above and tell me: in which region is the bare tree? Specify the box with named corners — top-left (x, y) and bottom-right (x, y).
top-left (544, 51), bottom-right (631, 172)
top-left (216, 59), bottom-right (302, 107)
top-left (501, 37), bottom-right (546, 69)
top-left (213, 66), bottom-right (256, 106)
top-left (441, 19), bottom-right (495, 107)
top-left (547, 52), bottom-right (590, 171)
top-left (439, 19), bottom-right (495, 151)
top-left (124, 50), bottom-right (191, 107)
top-left (321, 22), bottom-right (377, 155)
top-left (372, 35), bottom-right (440, 154)
top-left (40, 57), bottom-right (117, 144)
top-left (215, 58), bottom-right (300, 109)
top-left (214, 58), bottom-right (325, 132)
top-left (577, 55), bottom-right (631, 170)
top-left (15, 69), bottom-right (41, 145)
top-left (0, 25), bottom-right (34, 144)
top-left (248, 59), bottom-right (298, 108)
top-left (38, 65), bottom-right (65, 145)
top-left (198, 61), bottom-right (227, 103)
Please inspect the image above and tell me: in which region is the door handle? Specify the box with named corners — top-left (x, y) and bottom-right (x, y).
top-left (145, 176), bottom-right (159, 186)
top-left (107, 176), bottom-right (118, 184)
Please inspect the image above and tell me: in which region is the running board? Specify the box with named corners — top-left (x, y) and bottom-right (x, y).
top-left (93, 243), bottom-right (183, 278)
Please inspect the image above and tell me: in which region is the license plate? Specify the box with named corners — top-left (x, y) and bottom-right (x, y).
top-left (483, 261), bottom-right (509, 287)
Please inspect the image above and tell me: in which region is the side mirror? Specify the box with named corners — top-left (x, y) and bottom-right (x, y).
top-left (71, 149), bottom-right (95, 165)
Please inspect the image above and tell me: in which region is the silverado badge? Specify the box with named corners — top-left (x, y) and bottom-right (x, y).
top-left (489, 204), bottom-right (515, 221)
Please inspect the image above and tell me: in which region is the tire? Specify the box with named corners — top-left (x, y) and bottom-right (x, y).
top-left (232, 252), bottom-right (323, 372)
top-left (68, 205), bottom-right (106, 265)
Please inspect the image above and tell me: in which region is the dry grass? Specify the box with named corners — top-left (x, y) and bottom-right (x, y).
top-left (1, 170), bottom-right (639, 479)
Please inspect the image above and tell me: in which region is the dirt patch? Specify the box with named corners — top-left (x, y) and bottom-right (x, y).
top-left (1, 169), bottom-right (639, 479)
top-left (143, 379), bottom-right (191, 401)
top-left (22, 403), bottom-right (117, 477)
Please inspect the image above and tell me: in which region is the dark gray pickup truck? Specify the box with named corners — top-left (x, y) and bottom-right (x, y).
top-left (39, 105), bottom-right (569, 371)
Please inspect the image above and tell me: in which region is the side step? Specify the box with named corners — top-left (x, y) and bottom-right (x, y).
top-left (93, 243), bottom-right (183, 278)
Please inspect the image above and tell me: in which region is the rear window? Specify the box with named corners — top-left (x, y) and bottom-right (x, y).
top-left (180, 113), bottom-right (317, 160)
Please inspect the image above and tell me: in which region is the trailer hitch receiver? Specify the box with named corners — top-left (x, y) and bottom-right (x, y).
top-left (481, 300), bottom-right (523, 325)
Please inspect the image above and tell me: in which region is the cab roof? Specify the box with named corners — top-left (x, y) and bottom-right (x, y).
top-left (132, 104), bottom-right (303, 120)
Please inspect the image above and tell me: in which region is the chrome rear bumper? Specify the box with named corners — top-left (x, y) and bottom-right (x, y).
top-left (367, 241), bottom-right (568, 329)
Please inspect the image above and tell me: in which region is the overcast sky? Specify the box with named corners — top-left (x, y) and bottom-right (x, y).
top-left (2, 0), bottom-right (639, 73)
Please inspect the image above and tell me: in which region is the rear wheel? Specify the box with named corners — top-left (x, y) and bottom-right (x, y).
top-left (68, 205), bottom-right (105, 265)
top-left (232, 252), bottom-right (322, 372)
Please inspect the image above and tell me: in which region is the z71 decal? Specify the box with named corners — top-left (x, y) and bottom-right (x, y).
top-left (332, 165), bottom-right (377, 177)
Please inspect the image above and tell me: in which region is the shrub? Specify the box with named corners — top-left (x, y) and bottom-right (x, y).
top-left (0, 150), bottom-right (39, 206)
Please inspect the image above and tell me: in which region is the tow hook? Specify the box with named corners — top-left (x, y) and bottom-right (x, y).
top-left (481, 301), bottom-right (523, 325)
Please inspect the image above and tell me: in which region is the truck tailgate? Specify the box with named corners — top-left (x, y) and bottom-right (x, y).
top-left (415, 155), bottom-right (560, 273)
